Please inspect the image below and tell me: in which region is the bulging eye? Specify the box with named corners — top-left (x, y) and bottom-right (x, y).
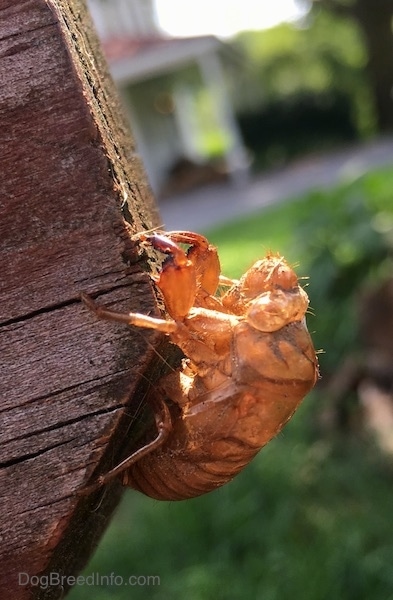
top-left (246, 293), bottom-right (290, 332)
top-left (246, 288), bottom-right (309, 332)
top-left (237, 256), bottom-right (299, 303)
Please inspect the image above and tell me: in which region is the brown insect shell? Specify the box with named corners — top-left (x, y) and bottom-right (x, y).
top-left (123, 312), bottom-right (317, 500)
top-left (123, 316), bottom-right (317, 500)
top-left (120, 251), bottom-right (318, 501)
top-left (221, 254), bottom-right (299, 316)
top-left (246, 287), bottom-right (309, 332)
top-left (187, 241), bottom-right (221, 296)
top-left (154, 255), bottom-right (197, 319)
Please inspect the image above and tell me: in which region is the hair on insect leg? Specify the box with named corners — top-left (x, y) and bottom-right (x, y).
top-left (94, 396), bottom-right (172, 487)
top-left (80, 396), bottom-right (172, 497)
top-left (86, 485), bottom-right (109, 512)
top-left (133, 327), bottom-right (180, 376)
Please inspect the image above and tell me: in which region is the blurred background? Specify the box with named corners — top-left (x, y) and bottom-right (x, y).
top-left (69, 1), bottom-right (393, 598)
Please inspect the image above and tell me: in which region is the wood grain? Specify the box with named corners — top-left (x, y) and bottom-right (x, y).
top-left (0, 1), bottom-right (165, 597)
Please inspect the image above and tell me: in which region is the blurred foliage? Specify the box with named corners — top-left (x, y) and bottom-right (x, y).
top-left (237, 90), bottom-right (357, 170)
top-left (234, 11), bottom-right (366, 100)
top-left (293, 172), bottom-right (393, 372)
top-left (231, 11), bottom-right (375, 166)
top-left (68, 167), bottom-right (393, 600)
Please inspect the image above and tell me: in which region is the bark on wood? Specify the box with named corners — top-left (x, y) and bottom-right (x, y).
top-left (0, 1), bottom-right (166, 597)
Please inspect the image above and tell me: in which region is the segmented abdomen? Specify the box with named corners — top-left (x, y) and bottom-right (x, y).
top-left (122, 423), bottom-right (259, 500)
top-left (122, 321), bottom-right (318, 501)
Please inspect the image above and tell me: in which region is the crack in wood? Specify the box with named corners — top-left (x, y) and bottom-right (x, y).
top-left (0, 436), bottom-right (79, 468)
top-left (0, 403), bottom-right (126, 453)
top-left (0, 2), bottom-right (165, 595)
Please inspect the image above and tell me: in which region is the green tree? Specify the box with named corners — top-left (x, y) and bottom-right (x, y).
top-left (234, 12), bottom-right (373, 136)
top-left (306, 0), bottom-right (393, 131)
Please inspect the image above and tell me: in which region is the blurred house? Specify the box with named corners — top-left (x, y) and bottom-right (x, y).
top-left (87, 0), bottom-right (249, 195)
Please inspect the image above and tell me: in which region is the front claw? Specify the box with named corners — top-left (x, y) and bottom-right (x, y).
top-left (138, 233), bottom-right (198, 320)
top-left (165, 231), bottom-right (221, 297)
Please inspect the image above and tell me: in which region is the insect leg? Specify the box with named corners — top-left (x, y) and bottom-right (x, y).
top-left (81, 397), bottom-right (172, 494)
top-left (81, 293), bottom-right (177, 334)
top-left (165, 231), bottom-right (220, 297)
top-left (97, 397), bottom-right (172, 487)
top-left (137, 233), bottom-right (197, 320)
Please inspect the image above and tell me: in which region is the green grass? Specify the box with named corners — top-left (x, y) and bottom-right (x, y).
top-left (206, 167), bottom-right (393, 279)
top-left (68, 166), bottom-right (393, 600)
top-left (204, 197), bottom-right (312, 279)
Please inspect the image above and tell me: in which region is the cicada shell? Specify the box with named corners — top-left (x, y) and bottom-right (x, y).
top-left (82, 231), bottom-right (318, 500)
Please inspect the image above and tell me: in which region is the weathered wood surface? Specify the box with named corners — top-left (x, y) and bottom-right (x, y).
top-left (0, 1), bottom-right (165, 598)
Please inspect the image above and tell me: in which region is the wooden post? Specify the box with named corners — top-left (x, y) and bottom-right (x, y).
top-left (0, 1), bottom-right (165, 597)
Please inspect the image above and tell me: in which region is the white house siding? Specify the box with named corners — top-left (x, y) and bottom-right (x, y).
top-left (121, 79), bottom-right (183, 194)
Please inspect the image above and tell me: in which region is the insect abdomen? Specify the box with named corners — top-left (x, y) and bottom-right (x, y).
top-left (121, 383), bottom-right (312, 500)
top-left (122, 443), bottom-right (257, 501)
top-left (122, 321), bottom-right (317, 501)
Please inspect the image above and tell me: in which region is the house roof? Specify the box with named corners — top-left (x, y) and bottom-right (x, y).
top-left (102, 35), bottom-right (224, 84)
